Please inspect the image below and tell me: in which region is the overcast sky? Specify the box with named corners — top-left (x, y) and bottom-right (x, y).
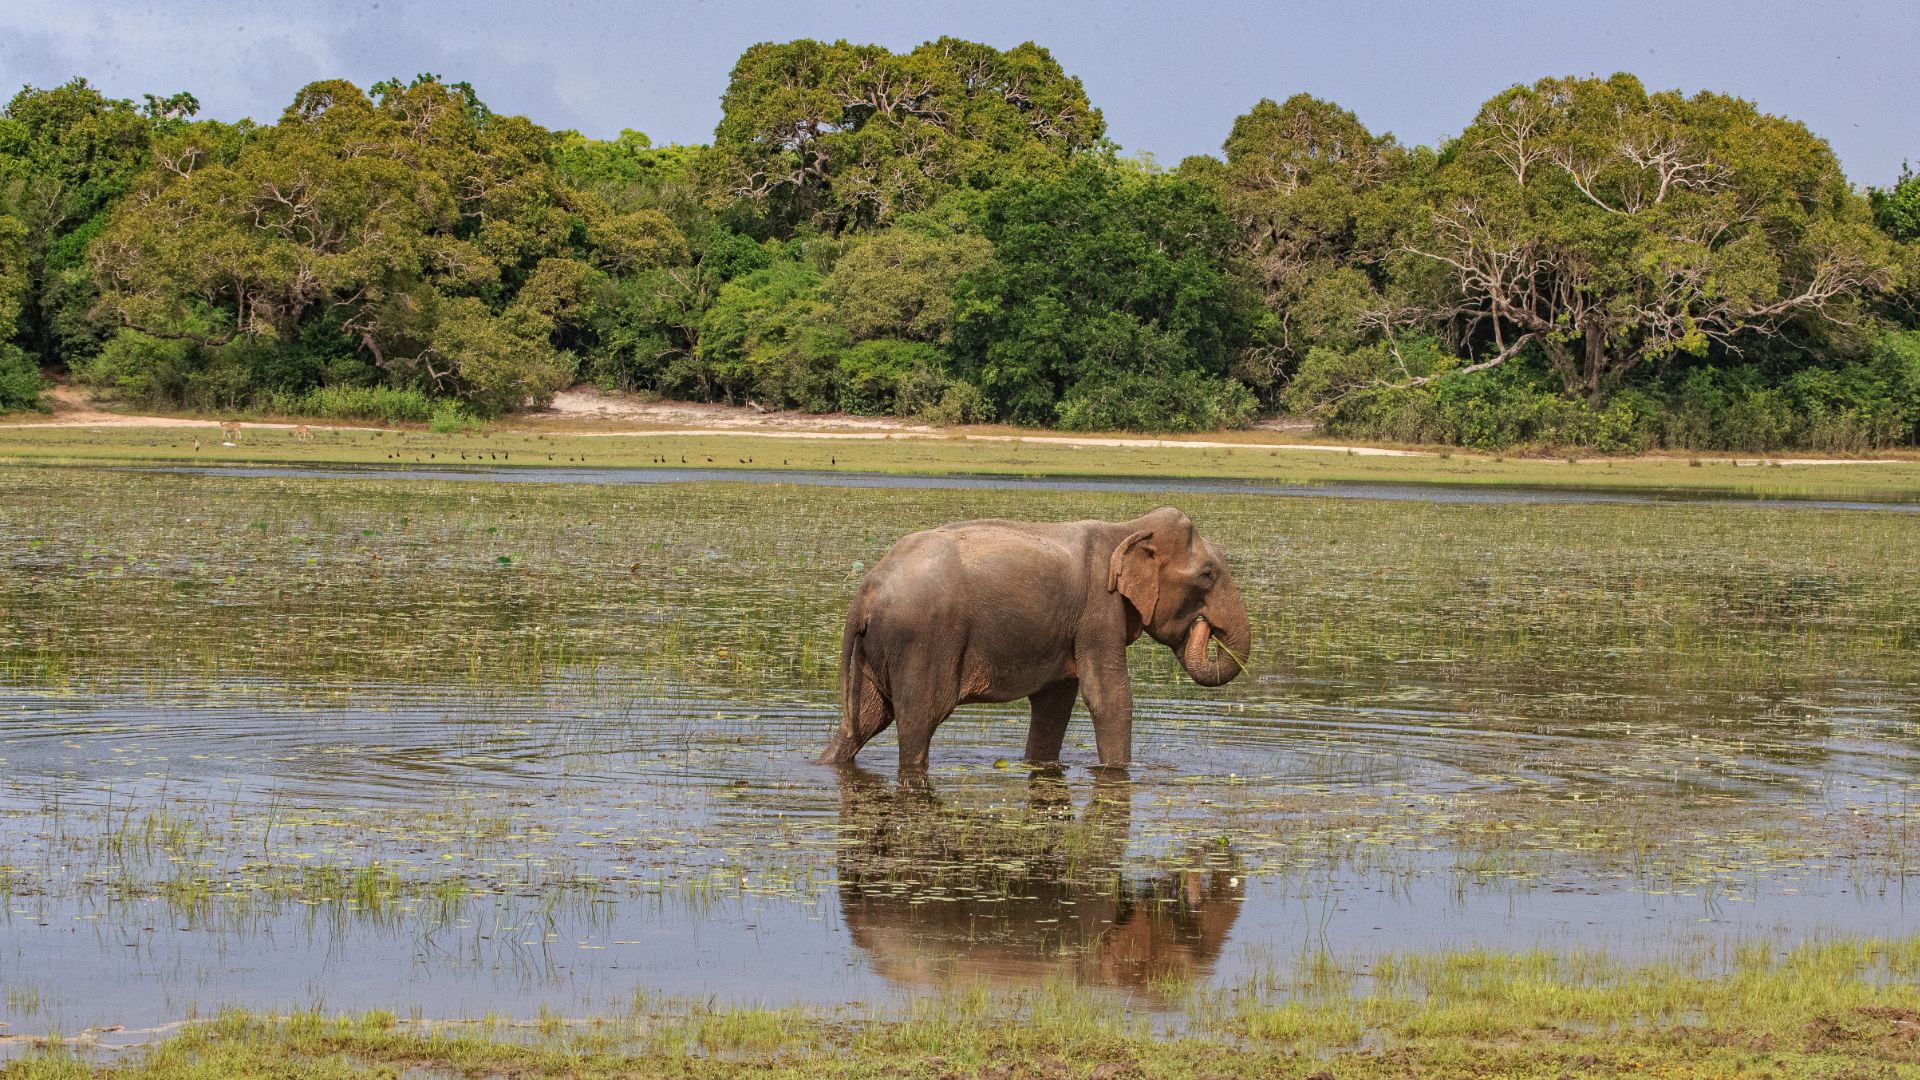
top-left (3, 0), bottom-right (1913, 185)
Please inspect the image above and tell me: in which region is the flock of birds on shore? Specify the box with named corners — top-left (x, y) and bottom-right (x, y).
top-left (186, 424), bottom-right (840, 468)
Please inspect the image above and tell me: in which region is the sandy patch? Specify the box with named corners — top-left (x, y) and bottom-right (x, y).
top-left (542, 388), bottom-right (940, 433)
top-left (14, 385), bottom-right (1907, 464)
top-left (545, 389), bottom-right (1426, 454)
top-left (25, 385), bottom-right (211, 428)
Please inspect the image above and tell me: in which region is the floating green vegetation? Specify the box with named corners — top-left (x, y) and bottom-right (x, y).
top-left (4, 464), bottom-right (1918, 691)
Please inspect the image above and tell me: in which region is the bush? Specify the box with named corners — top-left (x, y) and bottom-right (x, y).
top-left (269, 385), bottom-right (437, 423)
top-left (694, 260), bottom-right (845, 410)
top-left (430, 298), bottom-right (573, 415)
top-left (1295, 335), bottom-right (1920, 453)
top-left (77, 330), bottom-right (203, 407)
top-left (0, 344), bottom-right (44, 412)
top-left (1056, 368), bottom-right (1256, 433)
top-left (428, 400), bottom-right (483, 434)
top-left (1874, 330), bottom-right (1920, 441)
top-left (893, 363), bottom-right (950, 419)
top-left (923, 382), bottom-right (992, 426)
top-left (951, 162), bottom-right (1257, 428)
top-left (836, 338), bottom-right (948, 415)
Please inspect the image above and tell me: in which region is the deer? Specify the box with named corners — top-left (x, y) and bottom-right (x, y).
top-left (293, 424), bottom-right (313, 441)
top-left (219, 421), bottom-right (242, 444)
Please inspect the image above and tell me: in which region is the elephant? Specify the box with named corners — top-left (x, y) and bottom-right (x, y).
top-left (818, 506), bottom-right (1251, 770)
top-left (832, 763), bottom-right (1243, 996)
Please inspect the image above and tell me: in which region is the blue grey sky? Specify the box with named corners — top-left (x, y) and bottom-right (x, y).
top-left (3, 0), bottom-right (1914, 185)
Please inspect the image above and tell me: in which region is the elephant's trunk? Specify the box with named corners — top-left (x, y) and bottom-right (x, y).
top-left (1180, 586), bottom-right (1249, 688)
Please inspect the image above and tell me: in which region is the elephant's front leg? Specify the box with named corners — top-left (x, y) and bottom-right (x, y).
top-left (1024, 679), bottom-right (1079, 763)
top-left (1077, 653), bottom-right (1134, 767)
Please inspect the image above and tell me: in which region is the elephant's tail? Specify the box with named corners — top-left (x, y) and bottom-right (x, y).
top-left (837, 613), bottom-right (865, 741)
top-left (818, 606), bottom-right (874, 763)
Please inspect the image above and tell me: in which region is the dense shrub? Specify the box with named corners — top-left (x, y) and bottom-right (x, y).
top-left (268, 385), bottom-right (437, 423)
top-left (1056, 368), bottom-right (1256, 433)
top-left (427, 400), bottom-right (484, 433)
top-left (951, 162), bottom-right (1257, 427)
top-left (78, 330), bottom-right (224, 409)
top-left (923, 382), bottom-right (993, 426)
top-left (837, 338), bottom-right (947, 416)
top-left (1296, 331), bottom-right (1920, 452)
top-left (0, 344), bottom-right (43, 411)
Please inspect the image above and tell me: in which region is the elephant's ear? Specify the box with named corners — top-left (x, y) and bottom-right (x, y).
top-left (1106, 529), bottom-right (1158, 624)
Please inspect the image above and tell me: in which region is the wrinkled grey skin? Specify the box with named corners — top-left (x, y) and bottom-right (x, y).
top-left (818, 507), bottom-right (1252, 770)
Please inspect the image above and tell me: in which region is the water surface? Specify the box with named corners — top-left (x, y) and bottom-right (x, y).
top-left (118, 462), bottom-right (1920, 512)
top-left (1, 465), bottom-right (1915, 1048)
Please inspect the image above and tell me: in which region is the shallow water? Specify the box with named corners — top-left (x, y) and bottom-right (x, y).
top-left (1, 465), bottom-right (1917, 1048)
top-left (118, 462), bottom-right (1920, 512)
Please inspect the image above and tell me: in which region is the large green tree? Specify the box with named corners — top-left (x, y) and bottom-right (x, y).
top-left (553, 128), bottom-right (712, 240)
top-left (1208, 94), bottom-right (1405, 395)
top-left (710, 38), bottom-right (1104, 234)
top-left (951, 161), bottom-right (1257, 430)
top-left (581, 226), bottom-right (774, 395)
top-left (1873, 163), bottom-right (1920, 326)
top-left (0, 79), bottom-right (195, 376)
top-left (825, 228), bottom-right (991, 344)
top-left (0, 212), bottom-right (41, 408)
top-left (694, 257), bottom-right (842, 408)
top-left (89, 76), bottom-right (685, 412)
top-left (1386, 74), bottom-right (1898, 402)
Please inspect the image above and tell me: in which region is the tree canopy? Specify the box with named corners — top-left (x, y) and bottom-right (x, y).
top-left (1, 48), bottom-right (1913, 448)
top-left (1390, 74), bottom-right (1897, 402)
top-left (1274, 75), bottom-right (1916, 449)
top-left (0, 78), bottom-right (195, 392)
top-left (1205, 93), bottom-right (1405, 392)
top-left (949, 161), bottom-right (1256, 428)
top-left (85, 75), bottom-right (685, 412)
top-left (1871, 163), bottom-right (1919, 243)
top-left (709, 38), bottom-right (1104, 234)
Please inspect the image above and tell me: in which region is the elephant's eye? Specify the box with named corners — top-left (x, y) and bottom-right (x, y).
top-left (1199, 567), bottom-right (1216, 586)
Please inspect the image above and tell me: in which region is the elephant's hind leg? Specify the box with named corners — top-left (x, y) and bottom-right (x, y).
top-left (818, 667), bottom-right (893, 764)
top-left (1024, 678), bottom-right (1079, 763)
top-left (890, 686), bottom-right (956, 774)
top-left (893, 704), bottom-right (945, 773)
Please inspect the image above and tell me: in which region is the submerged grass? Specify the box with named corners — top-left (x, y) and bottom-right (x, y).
top-left (10, 936), bottom-right (1920, 1077)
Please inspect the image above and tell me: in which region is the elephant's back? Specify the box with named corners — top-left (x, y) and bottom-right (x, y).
top-left (867, 522), bottom-right (1082, 622)
top-left (857, 529), bottom-right (963, 611)
top-left (931, 519), bottom-right (1080, 563)
top-left (891, 522), bottom-right (1078, 579)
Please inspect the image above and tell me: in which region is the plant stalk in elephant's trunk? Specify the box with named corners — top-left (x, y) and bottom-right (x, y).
top-left (1180, 607), bottom-right (1248, 688)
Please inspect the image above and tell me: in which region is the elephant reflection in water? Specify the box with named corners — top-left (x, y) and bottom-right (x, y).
top-left (832, 764), bottom-right (1242, 996)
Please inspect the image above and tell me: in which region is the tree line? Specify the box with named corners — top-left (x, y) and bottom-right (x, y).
top-left (2, 39), bottom-right (1917, 450)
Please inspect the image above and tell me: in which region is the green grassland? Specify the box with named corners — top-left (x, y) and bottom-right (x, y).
top-left (3, 419), bottom-right (1920, 502)
top-left (10, 937), bottom-right (1920, 1077)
